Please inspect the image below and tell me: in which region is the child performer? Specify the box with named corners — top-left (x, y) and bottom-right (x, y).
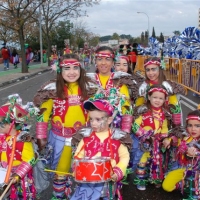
top-left (33, 54), bottom-right (96, 199)
top-left (71, 99), bottom-right (131, 200)
top-left (0, 94), bottom-right (39, 199)
top-left (162, 108), bottom-right (200, 199)
top-left (131, 84), bottom-right (171, 190)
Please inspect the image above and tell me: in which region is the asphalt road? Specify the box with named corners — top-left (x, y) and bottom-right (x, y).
top-left (0, 67), bottom-right (199, 200)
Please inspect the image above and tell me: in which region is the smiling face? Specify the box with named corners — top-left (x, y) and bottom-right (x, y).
top-left (145, 64), bottom-right (160, 82)
top-left (61, 59), bottom-right (80, 83)
top-left (148, 91), bottom-right (166, 108)
top-left (187, 119), bottom-right (200, 139)
top-left (88, 110), bottom-right (112, 133)
top-left (114, 57), bottom-right (128, 73)
top-left (95, 50), bottom-right (114, 76)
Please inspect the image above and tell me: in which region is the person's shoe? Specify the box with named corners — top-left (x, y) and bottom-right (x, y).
top-left (4, 67), bottom-right (6, 71)
top-left (6, 68), bottom-right (9, 70)
top-left (137, 185), bottom-right (146, 190)
top-left (155, 184), bottom-right (161, 188)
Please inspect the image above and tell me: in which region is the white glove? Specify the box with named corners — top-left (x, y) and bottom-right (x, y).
top-left (162, 81), bottom-right (173, 94)
top-left (139, 81), bottom-right (148, 96)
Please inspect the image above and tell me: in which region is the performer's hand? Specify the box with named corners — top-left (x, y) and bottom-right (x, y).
top-left (37, 138), bottom-right (47, 152)
top-left (163, 138), bottom-right (171, 149)
top-left (111, 173), bottom-right (118, 182)
top-left (187, 147), bottom-right (197, 157)
top-left (10, 175), bottom-right (20, 184)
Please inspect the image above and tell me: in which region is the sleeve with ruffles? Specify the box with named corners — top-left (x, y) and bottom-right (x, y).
top-left (39, 99), bottom-right (53, 122)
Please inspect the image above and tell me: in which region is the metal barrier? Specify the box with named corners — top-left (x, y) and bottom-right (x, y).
top-left (135, 56), bottom-right (200, 95)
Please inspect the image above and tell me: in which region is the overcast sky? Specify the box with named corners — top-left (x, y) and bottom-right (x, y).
top-left (80, 0), bottom-right (199, 38)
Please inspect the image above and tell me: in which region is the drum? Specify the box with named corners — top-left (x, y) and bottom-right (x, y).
top-left (74, 157), bottom-right (112, 183)
top-left (0, 167), bottom-right (7, 187)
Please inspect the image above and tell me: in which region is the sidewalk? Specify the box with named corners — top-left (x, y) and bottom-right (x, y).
top-left (0, 63), bottom-right (51, 88)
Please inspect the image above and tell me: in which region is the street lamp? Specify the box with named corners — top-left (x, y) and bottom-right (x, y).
top-left (137, 12), bottom-right (150, 43)
top-left (39, 1), bottom-right (43, 66)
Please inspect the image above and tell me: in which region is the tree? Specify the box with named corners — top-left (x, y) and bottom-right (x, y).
top-left (173, 30), bottom-right (181, 36)
top-left (144, 30), bottom-right (148, 46)
top-left (152, 27), bottom-right (156, 38)
top-left (0, 0), bottom-right (44, 73)
top-left (38, 0), bottom-right (100, 65)
top-left (51, 20), bottom-right (72, 50)
top-left (112, 33), bottom-right (120, 40)
top-left (70, 20), bottom-right (89, 50)
top-left (159, 32), bottom-right (164, 43)
top-left (89, 35), bottom-right (100, 47)
top-left (141, 32), bottom-right (145, 45)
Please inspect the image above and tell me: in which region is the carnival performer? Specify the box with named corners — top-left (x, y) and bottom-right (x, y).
top-left (71, 99), bottom-right (131, 200)
top-left (33, 54), bottom-right (96, 200)
top-left (0, 94), bottom-right (39, 199)
top-left (162, 108), bottom-right (200, 200)
top-left (93, 46), bottom-right (131, 113)
top-left (132, 84), bottom-right (171, 190)
top-left (137, 57), bottom-right (185, 128)
top-left (114, 54), bottom-right (133, 74)
top-left (50, 45), bottom-right (59, 66)
top-left (63, 40), bottom-right (72, 55)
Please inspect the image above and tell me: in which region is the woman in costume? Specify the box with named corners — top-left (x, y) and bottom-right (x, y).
top-left (33, 54), bottom-right (96, 200)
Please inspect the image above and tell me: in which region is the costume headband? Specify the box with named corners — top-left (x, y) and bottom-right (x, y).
top-left (115, 55), bottom-right (129, 63)
top-left (148, 87), bottom-right (168, 96)
top-left (186, 115), bottom-right (200, 121)
top-left (144, 60), bottom-right (161, 68)
top-left (59, 60), bottom-right (81, 68)
top-left (95, 52), bottom-right (115, 59)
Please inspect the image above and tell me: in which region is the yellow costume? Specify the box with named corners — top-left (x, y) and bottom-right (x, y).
top-left (35, 81), bottom-right (87, 199)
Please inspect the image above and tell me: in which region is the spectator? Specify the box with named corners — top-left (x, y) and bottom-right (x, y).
top-left (1, 46), bottom-right (10, 70)
top-left (12, 48), bottom-right (20, 68)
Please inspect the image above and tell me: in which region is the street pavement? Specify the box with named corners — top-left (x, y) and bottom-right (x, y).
top-left (0, 62), bottom-right (51, 88)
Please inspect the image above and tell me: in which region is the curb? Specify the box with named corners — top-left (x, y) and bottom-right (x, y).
top-left (0, 68), bottom-right (51, 88)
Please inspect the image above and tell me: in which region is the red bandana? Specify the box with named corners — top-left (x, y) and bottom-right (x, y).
top-left (60, 60), bottom-right (81, 68)
top-left (186, 115), bottom-right (200, 121)
top-left (144, 60), bottom-right (160, 68)
top-left (148, 87), bottom-right (168, 96)
top-left (95, 52), bottom-right (115, 58)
